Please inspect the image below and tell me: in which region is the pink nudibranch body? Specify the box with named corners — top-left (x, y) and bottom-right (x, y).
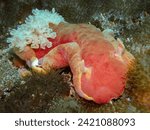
top-left (14, 23), bottom-right (135, 104)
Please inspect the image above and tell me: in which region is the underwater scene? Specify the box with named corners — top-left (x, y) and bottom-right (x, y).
top-left (0, 0), bottom-right (150, 112)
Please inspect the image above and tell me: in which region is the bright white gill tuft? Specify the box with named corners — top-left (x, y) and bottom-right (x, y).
top-left (7, 8), bottom-right (66, 51)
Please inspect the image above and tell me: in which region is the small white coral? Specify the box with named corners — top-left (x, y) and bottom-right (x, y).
top-left (7, 8), bottom-right (66, 51)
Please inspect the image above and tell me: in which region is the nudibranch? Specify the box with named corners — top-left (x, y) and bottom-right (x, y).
top-left (7, 9), bottom-right (135, 104)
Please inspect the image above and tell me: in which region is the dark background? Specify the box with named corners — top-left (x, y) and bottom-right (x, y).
top-left (0, 0), bottom-right (150, 113)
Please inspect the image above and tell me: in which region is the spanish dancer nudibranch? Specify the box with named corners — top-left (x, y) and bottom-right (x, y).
top-left (7, 9), bottom-right (135, 104)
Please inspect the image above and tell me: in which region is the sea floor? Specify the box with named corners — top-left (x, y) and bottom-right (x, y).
top-left (0, 0), bottom-right (150, 112)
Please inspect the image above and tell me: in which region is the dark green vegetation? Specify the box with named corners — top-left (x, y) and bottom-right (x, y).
top-left (0, 70), bottom-right (70, 112)
top-left (0, 0), bottom-right (150, 112)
